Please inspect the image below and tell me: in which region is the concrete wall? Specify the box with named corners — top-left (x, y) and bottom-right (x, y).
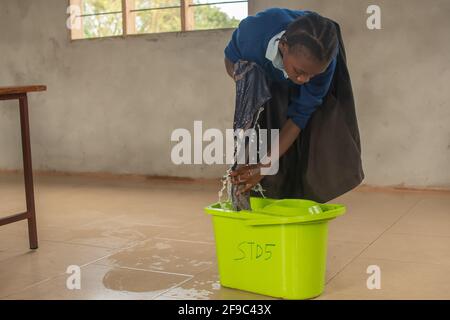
top-left (0, 0), bottom-right (449, 188)
top-left (0, 0), bottom-right (234, 178)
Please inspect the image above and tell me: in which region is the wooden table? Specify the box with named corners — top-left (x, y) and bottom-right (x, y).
top-left (0, 85), bottom-right (46, 249)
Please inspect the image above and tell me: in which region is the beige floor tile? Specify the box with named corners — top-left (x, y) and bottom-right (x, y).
top-left (0, 174), bottom-right (93, 216)
top-left (0, 184), bottom-right (26, 217)
top-left (2, 173), bottom-right (449, 300)
top-left (95, 238), bottom-right (215, 276)
top-left (0, 240), bottom-right (112, 283)
top-left (388, 196), bottom-right (450, 237)
top-left (0, 201), bottom-right (26, 218)
top-left (327, 218), bottom-right (391, 244)
top-left (155, 218), bottom-right (215, 243)
top-left (0, 219), bottom-right (146, 252)
top-left (0, 233), bottom-right (53, 298)
top-left (33, 198), bottom-right (127, 229)
top-left (332, 190), bottom-right (423, 223)
top-left (159, 265), bottom-right (277, 300)
top-left (0, 232), bottom-right (31, 262)
top-left (93, 190), bottom-right (212, 228)
top-left (326, 240), bottom-right (368, 282)
top-left (0, 219), bottom-right (45, 237)
top-left (28, 218), bottom-right (168, 250)
top-left (318, 257), bottom-right (450, 300)
top-left (0, 219), bottom-right (133, 249)
top-left (0, 268), bottom-right (54, 299)
top-left (314, 292), bottom-right (361, 300)
top-left (4, 264), bottom-right (191, 300)
top-left (109, 207), bottom-right (196, 228)
top-left (327, 190), bottom-right (423, 244)
top-left (360, 233), bottom-right (450, 266)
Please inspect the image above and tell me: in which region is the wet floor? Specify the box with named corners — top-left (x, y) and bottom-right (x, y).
top-left (1, 173), bottom-right (449, 299)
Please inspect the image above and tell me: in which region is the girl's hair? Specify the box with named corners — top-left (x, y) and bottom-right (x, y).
top-left (280, 12), bottom-right (338, 64)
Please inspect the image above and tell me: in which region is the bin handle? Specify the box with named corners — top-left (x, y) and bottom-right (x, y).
top-left (244, 206), bottom-right (345, 226)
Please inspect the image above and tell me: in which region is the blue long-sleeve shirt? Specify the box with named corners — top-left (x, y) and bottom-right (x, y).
top-left (224, 8), bottom-right (337, 129)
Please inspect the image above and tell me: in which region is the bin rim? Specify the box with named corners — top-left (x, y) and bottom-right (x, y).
top-left (204, 199), bottom-right (346, 226)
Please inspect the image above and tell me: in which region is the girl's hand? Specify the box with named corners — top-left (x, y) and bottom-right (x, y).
top-left (230, 164), bottom-right (264, 195)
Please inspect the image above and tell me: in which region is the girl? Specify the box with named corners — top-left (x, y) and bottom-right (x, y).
top-left (224, 8), bottom-right (342, 199)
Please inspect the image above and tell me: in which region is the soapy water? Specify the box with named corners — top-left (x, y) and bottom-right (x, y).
top-left (218, 172), bottom-right (266, 210)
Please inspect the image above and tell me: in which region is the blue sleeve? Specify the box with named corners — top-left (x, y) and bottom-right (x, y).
top-left (287, 56), bottom-right (337, 129)
top-left (224, 27), bottom-right (242, 63)
top-left (224, 8), bottom-right (283, 63)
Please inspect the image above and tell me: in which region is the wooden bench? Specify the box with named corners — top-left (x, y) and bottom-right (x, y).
top-left (0, 85), bottom-right (47, 249)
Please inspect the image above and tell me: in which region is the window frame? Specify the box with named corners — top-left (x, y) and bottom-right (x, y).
top-left (68, 0), bottom-right (248, 41)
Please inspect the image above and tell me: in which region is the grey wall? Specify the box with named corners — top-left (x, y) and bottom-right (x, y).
top-left (0, 0), bottom-right (233, 178)
top-left (0, 0), bottom-right (449, 189)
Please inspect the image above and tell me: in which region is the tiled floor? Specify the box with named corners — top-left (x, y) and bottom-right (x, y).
top-left (1, 173), bottom-right (449, 300)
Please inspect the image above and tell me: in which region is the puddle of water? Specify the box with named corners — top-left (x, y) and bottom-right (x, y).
top-left (102, 268), bottom-right (173, 293)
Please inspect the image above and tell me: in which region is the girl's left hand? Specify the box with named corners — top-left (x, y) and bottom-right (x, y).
top-left (230, 164), bottom-right (263, 195)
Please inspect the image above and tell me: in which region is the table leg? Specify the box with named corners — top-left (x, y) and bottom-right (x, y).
top-left (19, 93), bottom-right (38, 249)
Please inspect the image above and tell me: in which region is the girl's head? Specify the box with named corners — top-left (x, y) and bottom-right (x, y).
top-left (278, 12), bottom-right (338, 85)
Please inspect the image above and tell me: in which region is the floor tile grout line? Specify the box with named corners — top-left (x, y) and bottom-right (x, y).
top-left (40, 239), bottom-right (118, 250)
top-left (151, 276), bottom-right (195, 300)
top-left (384, 198), bottom-right (427, 228)
top-left (76, 234), bottom-right (213, 271)
top-left (73, 215), bottom-right (129, 229)
top-left (93, 264), bottom-right (195, 278)
top-left (388, 231), bottom-right (450, 239)
top-left (96, 214), bottom-right (185, 229)
top-left (52, 212), bottom-right (183, 230)
top-left (325, 245), bottom-right (368, 285)
top-left (0, 236), bottom-right (152, 267)
top-left (354, 256), bottom-right (450, 268)
top-left (0, 240), bottom-right (116, 267)
top-left (78, 237), bottom-right (155, 268)
top-left (73, 234), bottom-right (215, 273)
top-left (1, 235), bottom-right (162, 299)
top-left (2, 253), bottom-right (197, 300)
top-left (326, 198), bottom-right (424, 284)
top-left (1, 241), bottom-right (136, 299)
top-left (151, 265), bottom-right (221, 300)
top-left (154, 237), bottom-right (215, 245)
top-left (155, 296), bottom-right (195, 301)
top-left (14, 222), bottom-right (188, 252)
top-left (2, 275), bottom-right (60, 299)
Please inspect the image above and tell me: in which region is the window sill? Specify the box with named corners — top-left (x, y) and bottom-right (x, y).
top-left (69, 27), bottom-right (236, 43)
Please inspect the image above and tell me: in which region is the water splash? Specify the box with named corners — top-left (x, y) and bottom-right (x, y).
top-left (218, 169), bottom-right (232, 209)
top-left (253, 183), bottom-right (267, 199)
top-left (218, 106), bottom-right (268, 209)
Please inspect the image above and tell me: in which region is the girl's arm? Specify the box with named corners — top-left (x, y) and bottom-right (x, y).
top-left (266, 118), bottom-right (301, 164)
top-left (231, 119), bottom-right (301, 193)
top-left (224, 58), bottom-right (235, 80)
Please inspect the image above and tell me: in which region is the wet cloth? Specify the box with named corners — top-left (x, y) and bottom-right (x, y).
top-left (229, 61), bottom-right (272, 211)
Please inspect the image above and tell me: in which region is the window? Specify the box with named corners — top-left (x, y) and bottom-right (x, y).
top-left (68, 0), bottom-right (248, 40)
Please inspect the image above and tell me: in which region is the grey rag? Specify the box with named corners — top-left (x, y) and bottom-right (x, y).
top-left (229, 61), bottom-right (272, 211)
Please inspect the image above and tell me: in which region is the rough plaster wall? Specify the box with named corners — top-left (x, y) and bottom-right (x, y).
top-left (0, 0), bottom-right (233, 178)
top-left (0, 0), bottom-right (449, 188)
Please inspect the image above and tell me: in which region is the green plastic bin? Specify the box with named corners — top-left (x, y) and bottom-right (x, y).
top-left (204, 197), bottom-right (345, 300)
